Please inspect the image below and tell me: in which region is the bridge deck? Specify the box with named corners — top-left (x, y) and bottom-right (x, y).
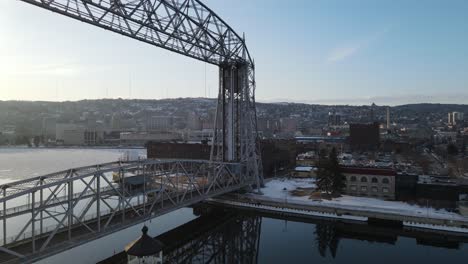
top-left (0, 160), bottom-right (250, 263)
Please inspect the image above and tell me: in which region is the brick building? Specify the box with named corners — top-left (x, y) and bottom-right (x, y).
top-left (342, 166), bottom-right (396, 200)
top-left (349, 122), bottom-right (380, 151)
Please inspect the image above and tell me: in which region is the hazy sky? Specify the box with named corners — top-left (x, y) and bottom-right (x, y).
top-left (1, 0), bottom-right (468, 105)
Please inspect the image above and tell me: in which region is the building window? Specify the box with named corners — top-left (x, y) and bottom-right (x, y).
top-left (361, 186), bottom-right (367, 192)
top-left (350, 185), bottom-right (357, 191)
top-left (371, 177), bottom-right (378, 183)
top-left (361, 177), bottom-right (367, 183)
top-left (372, 186), bottom-right (378, 192)
top-left (350, 176), bottom-right (357, 182)
top-left (383, 187), bottom-right (389, 193)
top-left (382, 178), bottom-right (390, 184)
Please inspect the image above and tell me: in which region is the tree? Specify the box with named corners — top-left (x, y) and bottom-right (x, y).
top-left (316, 149), bottom-right (333, 195)
top-left (329, 148), bottom-right (345, 195)
top-left (316, 148), bottom-right (345, 196)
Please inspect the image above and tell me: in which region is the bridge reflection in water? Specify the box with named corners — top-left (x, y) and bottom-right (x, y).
top-left (101, 208), bottom-right (468, 264)
top-left (101, 210), bottom-right (261, 264)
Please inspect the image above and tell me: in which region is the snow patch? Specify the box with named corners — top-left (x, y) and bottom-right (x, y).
top-left (255, 178), bottom-right (468, 222)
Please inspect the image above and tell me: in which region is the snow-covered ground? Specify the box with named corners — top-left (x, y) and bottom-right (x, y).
top-left (260, 178), bottom-right (316, 198)
top-left (250, 178), bottom-right (468, 222)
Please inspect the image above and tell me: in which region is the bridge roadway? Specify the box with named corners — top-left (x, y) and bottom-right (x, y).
top-left (0, 159), bottom-right (251, 263)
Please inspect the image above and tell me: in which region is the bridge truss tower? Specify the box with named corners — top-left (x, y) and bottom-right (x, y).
top-left (20, 0), bottom-right (263, 186)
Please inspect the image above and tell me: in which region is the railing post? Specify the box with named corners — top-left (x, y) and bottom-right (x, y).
top-left (143, 173), bottom-right (146, 215)
top-left (176, 165), bottom-right (180, 203)
top-left (40, 178), bottom-right (43, 236)
top-left (31, 191), bottom-right (36, 253)
top-left (3, 188), bottom-right (6, 246)
top-left (121, 170), bottom-right (125, 224)
top-left (68, 179), bottom-right (73, 241)
top-left (96, 174), bottom-right (101, 232)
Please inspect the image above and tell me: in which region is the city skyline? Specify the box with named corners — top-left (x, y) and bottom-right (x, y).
top-left (1, 0), bottom-right (468, 105)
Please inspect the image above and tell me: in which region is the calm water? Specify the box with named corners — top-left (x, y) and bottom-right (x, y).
top-left (256, 216), bottom-right (468, 263)
top-left (1, 149), bottom-right (468, 264)
top-left (0, 147), bottom-right (146, 183)
top-left (157, 211), bottom-right (468, 264)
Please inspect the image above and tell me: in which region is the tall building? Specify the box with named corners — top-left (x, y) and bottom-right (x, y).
top-left (448, 112), bottom-right (465, 125)
top-left (386, 107), bottom-right (390, 130)
top-left (369, 103), bottom-right (377, 122)
top-left (328, 111), bottom-right (341, 127)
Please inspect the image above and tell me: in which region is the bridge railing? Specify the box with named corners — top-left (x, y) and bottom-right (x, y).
top-left (0, 159), bottom-right (249, 262)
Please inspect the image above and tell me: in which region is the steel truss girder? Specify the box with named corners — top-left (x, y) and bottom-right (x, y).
top-left (0, 160), bottom-right (248, 261)
top-left (19, 0), bottom-right (252, 66)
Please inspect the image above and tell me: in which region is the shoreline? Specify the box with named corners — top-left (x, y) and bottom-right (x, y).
top-left (210, 196), bottom-right (468, 235)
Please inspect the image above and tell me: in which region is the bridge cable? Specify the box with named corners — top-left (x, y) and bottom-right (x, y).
top-left (204, 62), bottom-right (207, 98)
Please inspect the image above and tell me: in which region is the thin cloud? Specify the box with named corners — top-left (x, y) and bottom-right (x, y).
top-left (327, 45), bottom-right (361, 62)
top-left (326, 27), bottom-right (391, 63)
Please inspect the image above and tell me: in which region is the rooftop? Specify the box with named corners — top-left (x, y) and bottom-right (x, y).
top-left (125, 226), bottom-right (164, 257)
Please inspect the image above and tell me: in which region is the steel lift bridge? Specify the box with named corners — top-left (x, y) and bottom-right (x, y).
top-left (0, 0), bottom-right (262, 262)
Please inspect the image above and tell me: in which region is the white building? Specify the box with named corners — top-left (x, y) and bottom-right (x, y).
top-left (146, 116), bottom-right (173, 131)
top-left (56, 124), bottom-right (85, 145)
top-left (448, 112), bottom-right (465, 125)
top-left (56, 123), bottom-right (103, 145)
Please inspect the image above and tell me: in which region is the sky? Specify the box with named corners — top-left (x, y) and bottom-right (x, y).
top-left (0, 0), bottom-right (468, 105)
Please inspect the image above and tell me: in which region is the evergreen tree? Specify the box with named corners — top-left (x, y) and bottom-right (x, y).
top-left (329, 148), bottom-right (345, 195)
top-left (316, 149), bottom-right (333, 195)
top-left (316, 148), bottom-right (345, 196)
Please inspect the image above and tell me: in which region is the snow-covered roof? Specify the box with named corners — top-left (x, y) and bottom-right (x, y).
top-left (294, 166), bottom-right (316, 172)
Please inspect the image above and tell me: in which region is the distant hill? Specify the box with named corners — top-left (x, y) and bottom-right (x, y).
top-left (0, 99), bottom-right (466, 136)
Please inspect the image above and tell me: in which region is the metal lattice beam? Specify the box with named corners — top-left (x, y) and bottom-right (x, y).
top-left (19, 0), bottom-right (252, 66)
top-left (0, 159), bottom-right (250, 262)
